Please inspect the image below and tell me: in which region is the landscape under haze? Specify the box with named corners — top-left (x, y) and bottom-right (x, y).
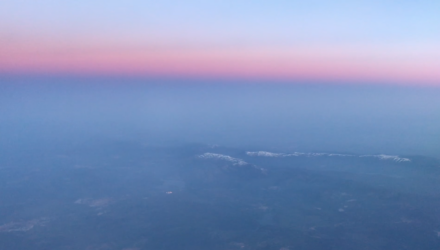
top-left (1, 77), bottom-right (440, 250)
top-left (2, 1), bottom-right (440, 249)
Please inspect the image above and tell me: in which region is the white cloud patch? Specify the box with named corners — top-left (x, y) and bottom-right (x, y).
top-left (246, 151), bottom-right (353, 158)
top-left (198, 153), bottom-right (248, 166)
top-left (360, 154), bottom-right (411, 162)
top-left (247, 151), bottom-right (411, 162)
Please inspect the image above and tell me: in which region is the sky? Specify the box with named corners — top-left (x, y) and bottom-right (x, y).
top-left (1, 1), bottom-right (440, 85)
top-left (1, 1), bottom-right (440, 158)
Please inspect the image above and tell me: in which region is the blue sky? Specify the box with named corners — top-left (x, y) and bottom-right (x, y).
top-left (1, 1), bottom-right (440, 84)
top-left (2, 0), bottom-right (440, 44)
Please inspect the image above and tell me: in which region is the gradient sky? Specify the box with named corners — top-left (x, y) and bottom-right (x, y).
top-left (1, 1), bottom-right (440, 84)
